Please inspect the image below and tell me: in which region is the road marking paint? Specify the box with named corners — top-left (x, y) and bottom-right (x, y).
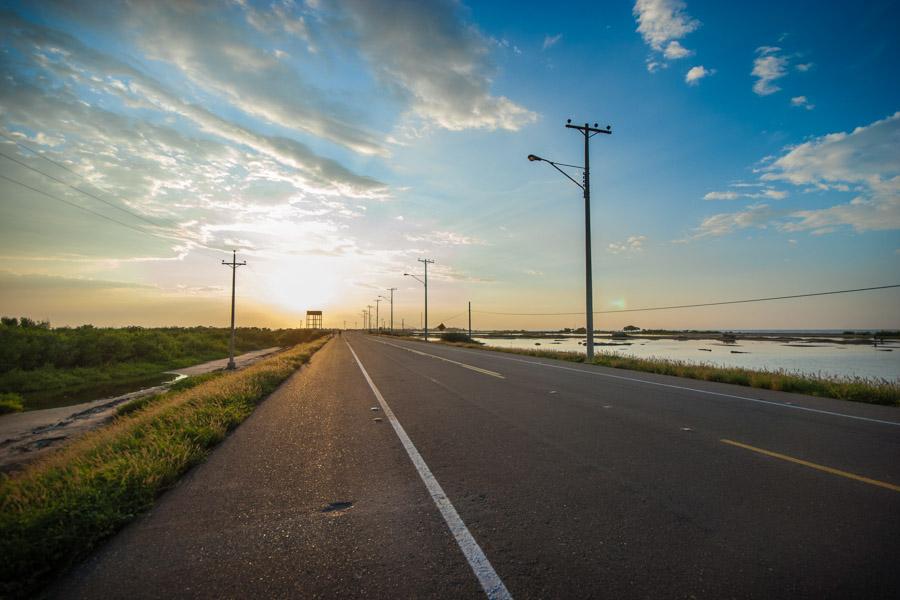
top-left (346, 341), bottom-right (512, 600)
top-left (720, 439), bottom-right (900, 493)
top-left (382, 340), bottom-right (900, 427)
top-left (371, 338), bottom-right (505, 379)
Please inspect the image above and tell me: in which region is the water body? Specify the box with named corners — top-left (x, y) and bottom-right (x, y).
top-left (470, 336), bottom-right (900, 381)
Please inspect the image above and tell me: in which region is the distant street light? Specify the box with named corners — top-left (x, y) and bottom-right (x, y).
top-left (374, 298), bottom-right (381, 332)
top-left (528, 119), bottom-right (612, 360)
top-left (405, 257), bottom-right (434, 341)
top-left (382, 289), bottom-right (397, 332)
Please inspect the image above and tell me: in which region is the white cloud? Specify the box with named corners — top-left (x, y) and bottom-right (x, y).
top-left (633, 0), bottom-right (699, 51)
top-left (703, 191), bottom-right (740, 201)
top-left (703, 188), bottom-right (787, 201)
top-left (682, 203), bottom-right (778, 240)
top-left (607, 235), bottom-right (647, 254)
top-left (664, 40), bottom-right (692, 59)
top-left (633, 0), bottom-right (701, 74)
top-left (752, 46), bottom-right (788, 95)
top-left (542, 33), bottom-right (562, 50)
top-left (685, 65), bottom-right (713, 85)
top-left (795, 62), bottom-right (814, 72)
top-left (689, 113), bottom-right (900, 240)
top-left (790, 95), bottom-right (815, 110)
top-left (404, 230), bottom-right (484, 246)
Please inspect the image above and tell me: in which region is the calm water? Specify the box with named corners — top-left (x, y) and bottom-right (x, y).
top-left (470, 336), bottom-right (900, 381)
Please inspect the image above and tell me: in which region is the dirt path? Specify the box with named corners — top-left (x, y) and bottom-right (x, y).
top-left (0, 347), bottom-right (281, 472)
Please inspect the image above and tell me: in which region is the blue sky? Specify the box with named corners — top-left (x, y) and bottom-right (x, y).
top-left (0, 0), bottom-right (897, 330)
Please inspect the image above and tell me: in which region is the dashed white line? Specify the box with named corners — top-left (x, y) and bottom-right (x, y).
top-left (346, 340), bottom-right (512, 600)
top-left (371, 337), bottom-right (505, 379)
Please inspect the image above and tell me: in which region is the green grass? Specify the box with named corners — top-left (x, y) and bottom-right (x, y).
top-left (399, 336), bottom-right (900, 406)
top-left (0, 322), bottom-right (327, 410)
top-left (0, 392), bottom-right (24, 414)
top-left (0, 336), bottom-right (329, 599)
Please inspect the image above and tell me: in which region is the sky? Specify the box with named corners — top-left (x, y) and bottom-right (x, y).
top-left (0, 0), bottom-right (898, 331)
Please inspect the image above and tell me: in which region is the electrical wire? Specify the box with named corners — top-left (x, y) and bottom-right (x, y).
top-left (473, 284), bottom-right (900, 316)
top-left (0, 149), bottom-right (165, 228)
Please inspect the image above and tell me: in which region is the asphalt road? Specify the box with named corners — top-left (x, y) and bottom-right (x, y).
top-left (53, 333), bottom-right (900, 599)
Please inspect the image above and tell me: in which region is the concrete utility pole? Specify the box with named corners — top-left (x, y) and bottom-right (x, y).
top-left (367, 305), bottom-right (373, 333)
top-left (419, 258), bottom-right (434, 341)
top-left (387, 287), bottom-right (397, 332)
top-left (405, 259), bottom-right (433, 342)
top-left (528, 119), bottom-right (611, 360)
top-left (221, 250), bottom-right (247, 370)
top-left (468, 301), bottom-right (472, 339)
top-left (374, 298), bottom-right (381, 332)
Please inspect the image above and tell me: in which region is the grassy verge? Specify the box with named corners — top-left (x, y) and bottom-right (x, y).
top-left (0, 335), bottom-right (330, 599)
top-left (387, 335), bottom-right (899, 406)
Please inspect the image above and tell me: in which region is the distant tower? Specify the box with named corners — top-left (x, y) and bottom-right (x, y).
top-left (306, 310), bottom-right (323, 329)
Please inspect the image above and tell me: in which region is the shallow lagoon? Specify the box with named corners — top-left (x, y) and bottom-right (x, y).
top-left (471, 335), bottom-right (900, 381)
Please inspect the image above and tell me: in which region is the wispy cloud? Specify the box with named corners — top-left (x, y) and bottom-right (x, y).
top-left (608, 235), bottom-right (647, 254)
top-left (331, 0), bottom-right (537, 133)
top-left (790, 95), bottom-right (815, 110)
top-left (542, 33), bottom-right (562, 50)
top-left (752, 46), bottom-right (789, 95)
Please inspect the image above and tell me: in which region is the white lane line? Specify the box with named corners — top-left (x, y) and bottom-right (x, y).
top-left (346, 341), bottom-right (512, 600)
top-left (370, 337), bottom-right (505, 379)
top-left (381, 339), bottom-right (900, 428)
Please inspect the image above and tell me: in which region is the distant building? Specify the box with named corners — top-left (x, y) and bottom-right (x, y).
top-left (306, 310), bottom-right (323, 329)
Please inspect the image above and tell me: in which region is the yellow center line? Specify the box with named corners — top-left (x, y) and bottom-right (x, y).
top-left (720, 439), bottom-right (900, 493)
top-left (371, 338), bottom-right (505, 379)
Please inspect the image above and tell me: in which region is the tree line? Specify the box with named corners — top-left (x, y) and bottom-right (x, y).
top-left (0, 318), bottom-right (325, 373)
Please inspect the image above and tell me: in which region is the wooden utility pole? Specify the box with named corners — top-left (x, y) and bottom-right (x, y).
top-left (221, 250), bottom-right (246, 370)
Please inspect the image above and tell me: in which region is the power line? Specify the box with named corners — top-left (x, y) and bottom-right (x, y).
top-left (0, 135), bottom-right (231, 258)
top-left (473, 284), bottom-right (900, 316)
top-left (0, 161), bottom-right (230, 258)
top-left (0, 148), bottom-right (165, 229)
top-left (0, 172), bottom-right (168, 240)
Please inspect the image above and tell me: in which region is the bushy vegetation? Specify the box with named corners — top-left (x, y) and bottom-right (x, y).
top-left (0, 318), bottom-right (327, 409)
top-left (0, 393), bottom-right (24, 415)
top-left (440, 331), bottom-right (481, 344)
top-left (0, 335), bottom-right (329, 598)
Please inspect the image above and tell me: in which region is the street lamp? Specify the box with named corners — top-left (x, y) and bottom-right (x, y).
top-left (528, 119), bottom-right (612, 360)
top-left (404, 258), bottom-right (433, 341)
top-left (381, 290), bottom-right (397, 333)
top-left (374, 298), bottom-right (382, 333)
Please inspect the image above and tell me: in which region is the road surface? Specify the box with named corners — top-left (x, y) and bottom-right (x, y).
top-left (52, 333), bottom-right (900, 599)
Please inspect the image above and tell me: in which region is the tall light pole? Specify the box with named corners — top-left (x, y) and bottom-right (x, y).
top-left (366, 305), bottom-right (373, 333)
top-left (405, 257), bottom-right (433, 341)
top-left (387, 288), bottom-right (397, 332)
top-left (528, 119), bottom-right (611, 360)
top-left (374, 298), bottom-right (381, 332)
top-left (221, 250), bottom-right (246, 370)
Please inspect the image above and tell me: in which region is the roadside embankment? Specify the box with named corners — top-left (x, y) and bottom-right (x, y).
top-left (381, 334), bottom-right (900, 406)
top-left (0, 335), bottom-right (330, 599)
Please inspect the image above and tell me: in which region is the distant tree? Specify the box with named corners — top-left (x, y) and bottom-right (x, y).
top-left (436, 323), bottom-right (446, 331)
top-left (574, 327), bottom-right (586, 334)
top-left (1, 317), bottom-right (17, 327)
top-left (624, 325), bottom-right (640, 331)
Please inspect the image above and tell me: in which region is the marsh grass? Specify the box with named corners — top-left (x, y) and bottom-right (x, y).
top-left (395, 335), bottom-right (900, 406)
top-left (0, 336), bottom-right (329, 599)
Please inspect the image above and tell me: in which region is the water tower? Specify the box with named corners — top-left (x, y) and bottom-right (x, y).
top-left (305, 310), bottom-right (323, 329)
